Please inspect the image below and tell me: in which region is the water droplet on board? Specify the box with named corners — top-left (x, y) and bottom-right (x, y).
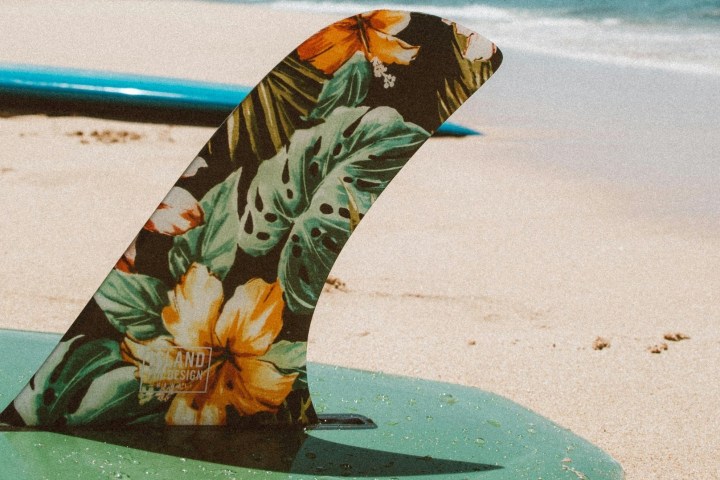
top-left (216, 468), bottom-right (237, 477)
top-left (440, 393), bottom-right (458, 405)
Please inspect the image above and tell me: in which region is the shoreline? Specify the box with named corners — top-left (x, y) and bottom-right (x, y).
top-left (1, 1), bottom-right (719, 478)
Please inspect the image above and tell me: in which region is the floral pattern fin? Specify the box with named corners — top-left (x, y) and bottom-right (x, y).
top-left (0, 10), bottom-right (501, 429)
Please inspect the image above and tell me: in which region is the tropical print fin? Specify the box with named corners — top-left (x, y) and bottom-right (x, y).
top-left (0, 10), bottom-right (501, 428)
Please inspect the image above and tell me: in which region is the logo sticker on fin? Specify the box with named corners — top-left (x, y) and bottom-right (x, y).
top-left (138, 347), bottom-right (213, 403)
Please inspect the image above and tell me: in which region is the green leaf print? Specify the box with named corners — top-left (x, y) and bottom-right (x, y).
top-left (259, 340), bottom-right (306, 371)
top-left (259, 341), bottom-right (308, 388)
top-left (169, 168), bottom-right (241, 280)
top-left (238, 106), bottom-right (429, 313)
top-left (65, 366), bottom-right (145, 425)
top-left (308, 53), bottom-right (371, 120)
top-left (227, 55), bottom-right (327, 162)
top-left (14, 337), bottom-right (142, 426)
top-left (436, 24), bottom-right (495, 123)
top-left (94, 270), bottom-right (169, 340)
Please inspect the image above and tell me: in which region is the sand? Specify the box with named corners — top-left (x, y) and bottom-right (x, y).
top-left (1, 1), bottom-right (719, 478)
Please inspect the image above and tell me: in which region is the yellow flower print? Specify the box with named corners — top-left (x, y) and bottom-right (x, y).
top-left (121, 263), bottom-right (297, 425)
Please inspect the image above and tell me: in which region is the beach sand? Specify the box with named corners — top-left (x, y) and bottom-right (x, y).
top-left (1, 1), bottom-right (719, 478)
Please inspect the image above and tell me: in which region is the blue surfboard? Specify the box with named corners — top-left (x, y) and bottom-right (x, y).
top-left (0, 64), bottom-right (478, 136)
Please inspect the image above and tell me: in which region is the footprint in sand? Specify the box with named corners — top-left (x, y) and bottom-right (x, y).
top-left (68, 129), bottom-right (143, 144)
top-left (648, 332), bottom-right (690, 354)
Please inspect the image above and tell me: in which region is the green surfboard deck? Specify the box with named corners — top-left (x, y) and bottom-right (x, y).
top-left (0, 329), bottom-right (623, 479)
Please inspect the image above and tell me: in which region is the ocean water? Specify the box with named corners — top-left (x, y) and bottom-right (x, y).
top-left (224, 0), bottom-right (720, 75)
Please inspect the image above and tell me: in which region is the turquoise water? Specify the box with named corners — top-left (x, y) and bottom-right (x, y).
top-left (222, 0), bottom-right (720, 75)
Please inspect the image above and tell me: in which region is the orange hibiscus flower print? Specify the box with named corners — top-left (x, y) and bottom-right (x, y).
top-left (121, 263), bottom-right (298, 425)
top-left (297, 10), bottom-right (420, 74)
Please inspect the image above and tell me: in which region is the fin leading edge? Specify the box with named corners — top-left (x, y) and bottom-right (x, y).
top-left (0, 10), bottom-right (501, 429)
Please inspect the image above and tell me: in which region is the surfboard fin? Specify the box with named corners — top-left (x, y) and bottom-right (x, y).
top-left (0, 10), bottom-right (501, 429)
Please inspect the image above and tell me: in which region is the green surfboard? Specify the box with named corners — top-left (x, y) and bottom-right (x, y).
top-left (0, 329), bottom-right (623, 479)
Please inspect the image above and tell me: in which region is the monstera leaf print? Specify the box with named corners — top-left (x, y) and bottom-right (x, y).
top-left (14, 336), bottom-right (154, 426)
top-left (168, 168), bottom-right (241, 281)
top-left (436, 22), bottom-right (495, 122)
top-left (64, 366), bottom-right (145, 425)
top-left (227, 55), bottom-right (327, 163)
top-left (238, 106), bottom-right (428, 313)
top-left (308, 53), bottom-right (371, 120)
